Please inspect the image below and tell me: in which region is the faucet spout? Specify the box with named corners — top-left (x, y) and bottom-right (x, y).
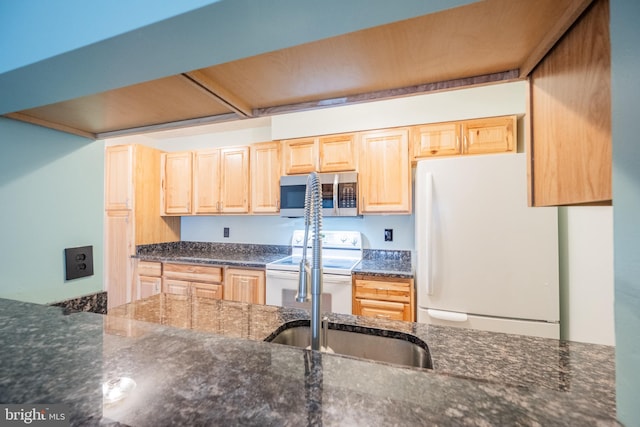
top-left (296, 172), bottom-right (324, 351)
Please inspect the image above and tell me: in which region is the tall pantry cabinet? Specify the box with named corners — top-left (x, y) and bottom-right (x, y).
top-left (105, 145), bottom-right (180, 309)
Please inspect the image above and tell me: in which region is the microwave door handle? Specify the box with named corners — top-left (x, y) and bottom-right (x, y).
top-left (333, 174), bottom-right (339, 215)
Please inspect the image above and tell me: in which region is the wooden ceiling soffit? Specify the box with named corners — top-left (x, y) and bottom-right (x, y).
top-left (3, 112), bottom-right (97, 140)
top-left (253, 70), bottom-right (521, 117)
top-left (181, 71), bottom-right (253, 117)
top-left (95, 112), bottom-right (240, 139)
top-left (519, 0), bottom-right (594, 77)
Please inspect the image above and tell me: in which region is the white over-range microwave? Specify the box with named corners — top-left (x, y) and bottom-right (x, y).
top-left (279, 172), bottom-right (358, 217)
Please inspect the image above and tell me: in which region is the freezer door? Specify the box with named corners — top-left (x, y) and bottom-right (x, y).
top-left (415, 154), bottom-right (559, 326)
top-left (417, 308), bottom-right (560, 339)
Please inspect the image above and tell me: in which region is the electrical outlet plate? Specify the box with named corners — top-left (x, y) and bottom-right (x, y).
top-left (224, 227), bottom-right (230, 238)
top-left (65, 246), bottom-right (94, 280)
top-left (384, 229), bottom-right (393, 242)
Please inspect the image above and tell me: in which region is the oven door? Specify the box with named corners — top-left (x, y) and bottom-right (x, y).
top-left (265, 269), bottom-right (352, 314)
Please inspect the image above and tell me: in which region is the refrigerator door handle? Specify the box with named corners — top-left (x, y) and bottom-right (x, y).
top-left (427, 309), bottom-right (468, 322)
top-left (424, 172), bottom-right (434, 295)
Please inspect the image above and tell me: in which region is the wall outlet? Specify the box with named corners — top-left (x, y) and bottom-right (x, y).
top-left (384, 229), bottom-right (393, 242)
top-left (223, 227), bottom-right (230, 238)
top-left (64, 245), bottom-right (94, 280)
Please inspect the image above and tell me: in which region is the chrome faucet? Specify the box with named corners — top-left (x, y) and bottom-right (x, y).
top-left (296, 172), bottom-right (324, 351)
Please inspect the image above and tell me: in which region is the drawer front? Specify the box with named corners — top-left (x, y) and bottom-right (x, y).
top-left (163, 263), bottom-right (223, 283)
top-left (138, 261), bottom-right (162, 277)
top-left (357, 298), bottom-right (408, 321)
top-left (354, 279), bottom-right (411, 303)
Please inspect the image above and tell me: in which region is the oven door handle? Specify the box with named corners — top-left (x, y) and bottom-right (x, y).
top-left (266, 270), bottom-right (299, 279)
top-left (321, 274), bottom-right (352, 285)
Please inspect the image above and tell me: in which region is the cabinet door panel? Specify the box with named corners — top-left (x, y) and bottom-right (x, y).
top-left (162, 152), bottom-right (192, 215)
top-left (462, 116), bottom-right (516, 155)
top-left (105, 211), bottom-right (134, 309)
top-left (137, 276), bottom-right (161, 300)
top-left (319, 133), bottom-right (356, 172)
top-left (251, 142), bottom-right (281, 213)
top-left (194, 149), bottom-right (221, 214)
top-left (283, 138), bottom-right (317, 174)
top-left (224, 269), bottom-right (265, 304)
top-left (162, 278), bottom-right (190, 295)
top-left (358, 129), bottom-right (411, 213)
top-left (105, 145), bottom-right (133, 210)
top-left (412, 123), bottom-right (460, 159)
top-left (220, 147), bottom-right (250, 213)
top-left (192, 282), bottom-right (224, 300)
top-left (529, 0), bottom-right (610, 206)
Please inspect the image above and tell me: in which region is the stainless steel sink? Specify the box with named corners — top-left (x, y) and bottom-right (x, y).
top-left (265, 320), bottom-right (433, 369)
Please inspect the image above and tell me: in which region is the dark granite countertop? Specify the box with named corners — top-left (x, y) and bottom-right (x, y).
top-left (0, 296), bottom-right (617, 426)
top-left (134, 241), bottom-right (291, 268)
top-left (353, 249), bottom-right (414, 278)
top-left (135, 242), bottom-right (416, 279)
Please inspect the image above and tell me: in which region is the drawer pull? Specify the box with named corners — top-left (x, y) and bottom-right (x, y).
top-left (374, 314), bottom-right (391, 319)
top-left (376, 287), bottom-right (389, 291)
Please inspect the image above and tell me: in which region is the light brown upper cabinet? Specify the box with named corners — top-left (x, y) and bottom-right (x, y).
top-left (358, 128), bottom-right (411, 214)
top-left (528, 0), bottom-right (611, 207)
top-left (282, 133), bottom-right (356, 175)
top-left (282, 137), bottom-right (316, 174)
top-left (250, 141), bottom-right (281, 214)
top-left (411, 115), bottom-right (516, 161)
top-left (318, 133), bottom-right (356, 172)
top-left (161, 151), bottom-right (193, 215)
top-left (194, 146), bottom-right (250, 214)
top-left (105, 145), bottom-right (133, 210)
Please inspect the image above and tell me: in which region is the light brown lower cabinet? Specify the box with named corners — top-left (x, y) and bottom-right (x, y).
top-left (352, 275), bottom-right (415, 322)
top-left (135, 261), bottom-right (162, 300)
top-left (224, 268), bottom-right (265, 305)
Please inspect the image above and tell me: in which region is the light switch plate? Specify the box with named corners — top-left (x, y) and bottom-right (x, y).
top-left (65, 245), bottom-right (94, 280)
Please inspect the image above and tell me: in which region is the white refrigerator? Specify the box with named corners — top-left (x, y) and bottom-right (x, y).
top-left (415, 153), bottom-right (560, 338)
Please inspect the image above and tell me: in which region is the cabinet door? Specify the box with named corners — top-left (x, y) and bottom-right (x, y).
top-left (105, 145), bottom-right (133, 210)
top-left (220, 146), bottom-right (250, 213)
top-left (358, 129), bottom-right (411, 214)
top-left (162, 278), bottom-right (190, 295)
top-left (193, 149), bottom-right (221, 214)
top-left (462, 116), bottom-right (516, 155)
top-left (282, 137), bottom-right (317, 174)
top-left (355, 299), bottom-right (411, 322)
top-left (319, 133), bottom-right (356, 172)
top-left (411, 123), bottom-right (461, 159)
top-left (192, 282), bottom-right (224, 300)
top-left (251, 142), bottom-right (281, 214)
top-left (529, 0), bottom-right (611, 206)
top-left (224, 268), bottom-right (265, 304)
top-left (137, 276), bottom-right (161, 300)
top-left (162, 152), bottom-right (192, 215)
top-left (105, 211), bottom-right (134, 309)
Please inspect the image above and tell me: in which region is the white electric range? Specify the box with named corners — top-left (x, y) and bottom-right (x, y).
top-left (265, 230), bottom-right (362, 314)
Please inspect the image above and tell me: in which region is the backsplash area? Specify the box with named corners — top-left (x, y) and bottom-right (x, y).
top-left (180, 214), bottom-right (415, 250)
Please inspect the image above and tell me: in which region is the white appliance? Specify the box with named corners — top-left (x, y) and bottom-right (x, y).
top-left (415, 153), bottom-right (560, 338)
top-left (266, 230), bottom-right (362, 314)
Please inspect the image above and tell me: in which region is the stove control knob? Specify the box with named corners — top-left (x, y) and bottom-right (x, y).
top-left (340, 235), bottom-right (347, 243)
top-left (351, 237), bottom-right (359, 246)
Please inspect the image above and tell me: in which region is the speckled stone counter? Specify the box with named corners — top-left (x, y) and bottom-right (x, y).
top-left (0, 297), bottom-right (617, 426)
top-left (134, 241), bottom-right (290, 268)
top-left (353, 249), bottom-right (414, 278)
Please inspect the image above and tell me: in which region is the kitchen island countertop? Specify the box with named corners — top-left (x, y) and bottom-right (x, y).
top-left (0, 296), bottom-right (617, 426)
